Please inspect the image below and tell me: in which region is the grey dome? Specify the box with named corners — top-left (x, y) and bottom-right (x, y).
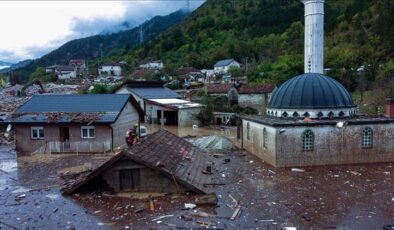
top-left (268, 73), bottom-right (355, 109)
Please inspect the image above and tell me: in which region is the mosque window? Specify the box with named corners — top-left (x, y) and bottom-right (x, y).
top-left (293, 112), bottom-right (299, 118)
top-left (282, 112), bottom-right (288, 118)
top-left (246, 122), bottom-right (250, 140)
top-left (303, 112), bottom-right (310, 118)
top-left (328, 111), bottom-right (334, 119)
top-left (302, 130), bottom-right (314, 151)
top-left (317, 112), bottom-right (323, 118)
top-left (263, 128), bottom-right (268, 148)
top-left (339, 111), bottom-right (345, 117)
top-left (362, 127), bottom-right (373, 148)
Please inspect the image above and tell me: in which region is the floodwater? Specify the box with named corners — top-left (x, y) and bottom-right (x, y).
top-left (0, 126), bottom-right (393, 229)
top-left (0, 145), bottom-right (111, 229)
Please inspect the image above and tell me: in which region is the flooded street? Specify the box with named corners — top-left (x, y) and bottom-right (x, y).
top-left (0, 145), bottom-right (111, 229)
top-left (0, 126), bottom-right (393, 229)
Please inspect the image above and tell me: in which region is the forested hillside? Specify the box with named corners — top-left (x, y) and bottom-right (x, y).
top-left (14, 10), bottom-right (189, 81)
top-left (114, 0), bottom-right (393, 93)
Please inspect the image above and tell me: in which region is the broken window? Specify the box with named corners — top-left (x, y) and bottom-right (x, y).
top-left (31, 127), bottom-right (44, 140)
top-left (362, 127), bottom-right (373, 148)
top-left (302, 130), bottom-right (314, 151)
top-left (81, 126), bottom-right (95, 139)
top-left (246, 122), bottom-right (250, 140)
top-left (263, 128), bottom-right (268, 148)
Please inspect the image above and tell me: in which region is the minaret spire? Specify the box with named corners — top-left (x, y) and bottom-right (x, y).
top-left (302, 0), bottom-right (324, 74)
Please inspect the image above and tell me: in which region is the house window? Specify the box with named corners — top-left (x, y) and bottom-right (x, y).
top-left (362, 127), bottom-right (373, 148)
top-left (81, 126), bottom-right (95, 139)
top-left (31, 127), bottom-right (44, 140)
top-left (246, 122), bottom-right (250, 140)
top-left (263, 128), bottom-right (268, 148)
top-left (302, 130), bottom-right (314, 151)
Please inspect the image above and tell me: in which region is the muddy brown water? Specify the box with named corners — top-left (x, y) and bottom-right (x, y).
top-left (0, 125), bottom-right (393, 229)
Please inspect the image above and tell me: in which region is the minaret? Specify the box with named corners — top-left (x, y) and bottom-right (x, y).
top-left (302, 0), bottom-right (324, 74)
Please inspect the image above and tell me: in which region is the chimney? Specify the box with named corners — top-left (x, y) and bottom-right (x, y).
top-left (302, 0), bottom-right (325, 74)
top-left (386, 98), bottom-right (394, 118)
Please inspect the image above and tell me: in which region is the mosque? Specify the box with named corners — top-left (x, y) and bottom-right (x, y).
top-left (241, 0), bottom-right (394, 167)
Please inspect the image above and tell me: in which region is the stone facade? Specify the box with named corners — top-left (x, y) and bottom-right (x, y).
top-left (242, 117), bottom-right (394, 167)
top-left (102, 158), bottom-right (184, 193)
top-left (239, 93), bottom-right (271, 115)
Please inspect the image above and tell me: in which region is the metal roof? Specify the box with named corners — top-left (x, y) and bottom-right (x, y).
top-left (13, 94), bottom-right (130, 124)
top-left (268, 73), bottom-right (356, 109)
top-left (126, 87), bottom-right (181, 99)
top-left (214, 59), bottom-right (236, 67)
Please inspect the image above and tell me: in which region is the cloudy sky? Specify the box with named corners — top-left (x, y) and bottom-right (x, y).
top-left (0, 0), bottom-right (204, 63)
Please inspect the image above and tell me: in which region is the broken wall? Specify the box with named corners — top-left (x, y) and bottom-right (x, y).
top-left (178, 108), bottom-right (200, 127)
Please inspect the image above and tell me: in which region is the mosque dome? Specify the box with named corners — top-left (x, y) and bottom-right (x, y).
top-left (267, 73), bottom-right (357, 119)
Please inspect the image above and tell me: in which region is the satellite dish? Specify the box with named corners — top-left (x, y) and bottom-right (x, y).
top-left (6, 124), bottom-right (12, 132)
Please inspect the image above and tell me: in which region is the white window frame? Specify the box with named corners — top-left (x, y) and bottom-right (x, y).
top-left (31, 127), bottom-right (44, 140)
top-left (81, 126), bottom-right (95, 139)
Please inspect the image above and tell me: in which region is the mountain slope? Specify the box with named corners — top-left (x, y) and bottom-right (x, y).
top-left (15, 10), bottom-right (189, 80)
top-left (114, 0), bottom-right (393, 90)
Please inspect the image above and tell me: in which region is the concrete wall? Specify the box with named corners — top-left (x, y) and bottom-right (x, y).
top-left (178, 108), bottom-right (200, 127)
top-left (102, 158), bottom-right (185, 193)
top-left (111, 102), bottom-right (139, 148)
top-left (242, 120), bottom-right (394, 167)
top-left (116, 87), bottom-right (144, 110)
top-left (239, 93), bottom-right (271, 115)
top-left (275, 123), bottom-right (394, 167)
top-left (242, 121), bottom-right (277, 166)
top-left (15, 124), bottom-right (111, 155)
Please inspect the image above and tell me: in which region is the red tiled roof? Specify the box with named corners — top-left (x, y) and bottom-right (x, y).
top-left (130, 69), bottom-right (153, 79)
top-left (178, 67), bottom-right (200, 75)
top-left (207, 84), bottom-right (232, 94)
top-left (238, 84), bottom-right (276, 94)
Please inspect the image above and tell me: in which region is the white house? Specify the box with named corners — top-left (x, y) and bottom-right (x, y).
top-left (99, 62), bottom-right (122, 76)
top-left (55, 65), bottom-right (77, 80)
top-left (139, 60), bottom-right (164, 70)
top-left (213, 59), bottom-right (241, 74)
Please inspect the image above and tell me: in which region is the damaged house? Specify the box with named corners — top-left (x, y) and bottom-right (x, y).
top-left (115, 81), bottom-right (202, 126)
top-left (63, 129), bottom-right (218, 195)
top-left (12, 94), bottom-right (143, 155)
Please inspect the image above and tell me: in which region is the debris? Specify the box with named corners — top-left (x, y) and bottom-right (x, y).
top-left (15, 194), bottom-right (26, 201)
top-left (230, 206), bottom-right (242, 220)
top-left (184, 203), bottom-right (197, 209)
top-left (224, 158), bottom-right (231, 163)
top-left (291, 168), bottom-right (305, 172)
top-left (133, 207), bottom-right (145, 213)
top-left (195, 194), bottom-right (218, 206)
top-left (149, 197), bottom-right (155, 211)
top-left (191, 210), bottom-right (214, 218)
top-left (383, 172), bottom-right (390, 175)
top-left (181, 215), bottom-right (193, 221)
top-left (350, 171), bottom-right (361, 176)
top-left (193, 135), bottom-right (234, 152)
top-left (152, 215), bottom-right (174, 222)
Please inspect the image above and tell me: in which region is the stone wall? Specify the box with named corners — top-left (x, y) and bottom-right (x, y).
top-left (102, 158), bottom-right (185, 193)
top-left (238, 93), bottom-right (271, 115)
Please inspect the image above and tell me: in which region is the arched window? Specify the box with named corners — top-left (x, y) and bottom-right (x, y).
top-left (328, 111), bottom-right (334, 119)
top-left (263, 128), bottom-right (268, 148)
top-left (302, 130), bottom-right (314, 151)
top-left (303, 112), bottom-right (310, 118)
top-left (339, 111), bottom-right (345, 117)
top-left (293, 112), bottom-right (299, 118)
top-left (246, 122), bottom-right (250, 140)
top-left (317, 112), bottom-right (323, 118)
top-left (362, 127), bottom-right (373, 148)
top-left (282, 112), bottom-right (288, 118)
